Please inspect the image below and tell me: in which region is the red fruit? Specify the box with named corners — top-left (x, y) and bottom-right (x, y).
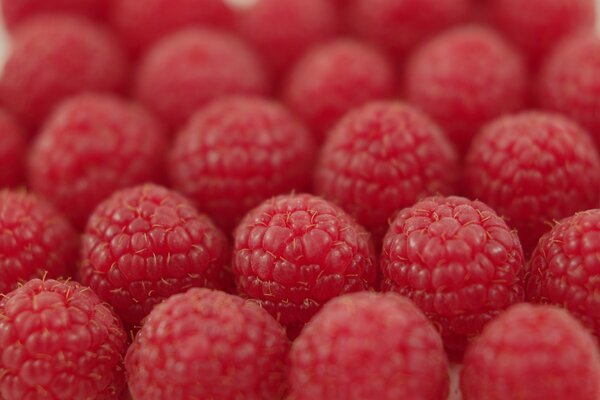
top-left (461, 304), bottom-right (600, 400)
top-left (1, 0), bottom-right (107, 29)
top-left (315, 102), bottom-right (459, 244)
top-left (380, 196), bottom-right (526, 353)
top-left (465, 112), bottom-right (600, 255)
top-left (0, 279), bottom-right (128, 400)
top-left (289, 292), bottom-right (449, 400)
top-left (0, 110), bottom-right (26, 188)
top-left (233, 193), bottom-right (377, 337)
top-left (134, 28), bottom-right (269, 131)
top-left (79, 184), bottom-right (230, 326)
top-left (283, 39), bottom-right (398, 140)
top-left (168, 96), bottom-right (316, 233)
top-left (126, 288), bottom-right (289, 400)
top-left (0, 15), bottom-right (128, 131)
top-left (406, 26), bottom-right (528, 153)
top-left (28, 94), bottom-right (167, 229)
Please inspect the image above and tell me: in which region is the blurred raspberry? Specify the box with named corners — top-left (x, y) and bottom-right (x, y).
top-left (0, 15), bottom-right (129, 131)
top-left (233, 193), bottom-right (377, 337)
top-left (406, 26), bottom-right (528, 153)
top-left (289, 292), bottom-right (449, 400)
top-left (126, 288), bottom-right (289, 400)
top-left (27, 94), bottom-right (167, 229)
top-left (79, 184), bottom-right (230, 326)
top-left (461, 304), bottom-right (600, 400)
top-left (168, 96), bottom-right (316, 233)
top-left (315, 102), bottom-right (459, 244)
top-left (1, 0), bottom-right (107, 29)
top-left (134, 28), bottom-right (269, 131)
top-left (0, 279), bottom-right (128, 400)
top-left (380, 196), bottom-right (526, 353)
top-left (283, 39), bottom-right (398, 140)
top-left (0, 110), bottom-right (26, 188)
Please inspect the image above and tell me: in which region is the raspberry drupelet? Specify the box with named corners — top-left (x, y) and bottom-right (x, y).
top-left (461, 304), bottom-right (600, 400)
top-left (0, 279), bottom-right (128, 400)
top-left (314, 101), bottom-right (459, 244)
top-left (1, 0), bottom-right (107, 30)
top-left (380, 196), bottom-right (526, 354)
top-left (233, 193), bottom-right (377, 338)
top-left (283, 39), bottom-right (398, 140)
top-left (0, 15), bottom-right (128, 131)
top-left (126, 288), bottom-right (289, 400)
top-left (289, 292), bottom-right (449, 400)
top-left (168, 96), bottom-right (316, 233)
top-left (0, 110), bottom-right (26, 188)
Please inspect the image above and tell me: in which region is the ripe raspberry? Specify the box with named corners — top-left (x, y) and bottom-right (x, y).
top-left (233, 193), bottom-right (377, 337)
top-left (0, 110), bottom-right (26, 188)
top-left (134, 28), bottom-right (269, 131)
top-left (289, 292), bottom-right (449, 400)
top-left (168, 96), bottom-right (316, 233)
top-left (405, 26), bottom-right (528, 153)
top-left (315, 102), bottom-right (459, 244)
top-left (0, 279), bottom-right (128, 400)
top-left (465, 112), bottom-right (600, 255)
top-left (380, 196), bottom-right (526, 353)
top-left (236, 0), bottom-right (339, 77)
top-left (79, 184), bottom-right (230, 326)
top-left (109, 0), bottom-right (235, 56)
top-left (460, 304), bottom-right (600, 400)
top-left (126, 288), bottom-right (289, 400)
top-left (1, 0), bottom-right (106, 29)
top-left (0, 15), bottom-right (128, 131)
top-left (283, 39), bottom-right (398, 140)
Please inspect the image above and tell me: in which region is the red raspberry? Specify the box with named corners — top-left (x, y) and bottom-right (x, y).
top-left (236, 0), bottom-right (339, 77)
top-left (1, 0), bottom-right (106, 29)
top-left (109, 0), bottom-right (235, 57)
top-left (233, 193), bottom-right (377, 338)
top-left (282, 39), bottom-right (398, 140)
top-left (315, 102), bottom-right (459, 244)
top-left (167, 96), bottom-right (316, 233)
top-left (380, 196), bottom-right (526, 353)
top-left (79, 184), bottom-right (230, 326)
top-left (126, 288), bottom-right (289, 400)
top-left (465, 112), bottom-right (600, 255)
top-left (0, 110), bottom-right (26, 188)
top-left (460, 304), bottom-right (600, 400)
top-left (0, 15), bottom-right (129, 131)
top-left (405, 26), bottom-right (528, 153)
top-left (27, 94), bottom-right (167, 229)
top-left (0, 190), bottom-right (77, 294)
top-left (134, 28), bottom-right (269, 131)
top-left (289, 292), bottom-right (449, 400)
top-left (0, 279), bottom-right (128, 400)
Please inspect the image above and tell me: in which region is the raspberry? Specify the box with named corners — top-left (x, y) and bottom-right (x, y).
top-left (0, 15), bottom-right (129, 131)
top-left (233, 193), bottom-right (377, 337)
top-left (315, 102), bottom-right (459, 244)
top-left (126, 288), bottom-right (289, 400)
top-left (380, 196), bottom-right (526, 353)
top-left (537, 35), bottom-right (600, 147)
top-left (236, 0), bottom-right (339, 77)
top-left (109, 0), bottom-right (235, 56)
top-left (79, 184), bottom-right (230, 326)
top-left (167, 96), bottom-right (316, 233)
top-left (289, 292), bottom-right (449, 400)
top-left (1, 0), bottom-right (106, 29)
top-left (0, 110), bottom-right (26, 188)
top-left (465, 112), bottom-right (600, 255)
top-left (27, 94), bottom-right (167, 229)
top-left (460, 304), bottom-right (600, 400)
top-left (0, 279), bottom-right (128, 400)
top-left (134, 28), bottom-right (269, 131)
top-left (283, 39), bottom-right (398, 140)
top-left (405, 26), bottom-right (528, 153)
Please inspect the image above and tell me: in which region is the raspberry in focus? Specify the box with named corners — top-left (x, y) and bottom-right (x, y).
top-left (315, 101), bottom-right (460, 244)
top-left (1, 0), bottom-right (107, 29)
top-left (289, 292), bottom-right (449, 400)
top-left (233, 193), bottom-right (377, 337)
top-left (126, 288), bottom-right (289, 400)
top-left (460, 304), bottom-right (600, 400)
top-left (0, 110), bottom-right (26, 188)
top-left (380, 196), bottom-right (526, 353)
top-left (79, 184), bottom-right (230, 326)
top-left (0, 279), bottom-right (128, 400)
top-left (168, 96), bottom-right (316, 233)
